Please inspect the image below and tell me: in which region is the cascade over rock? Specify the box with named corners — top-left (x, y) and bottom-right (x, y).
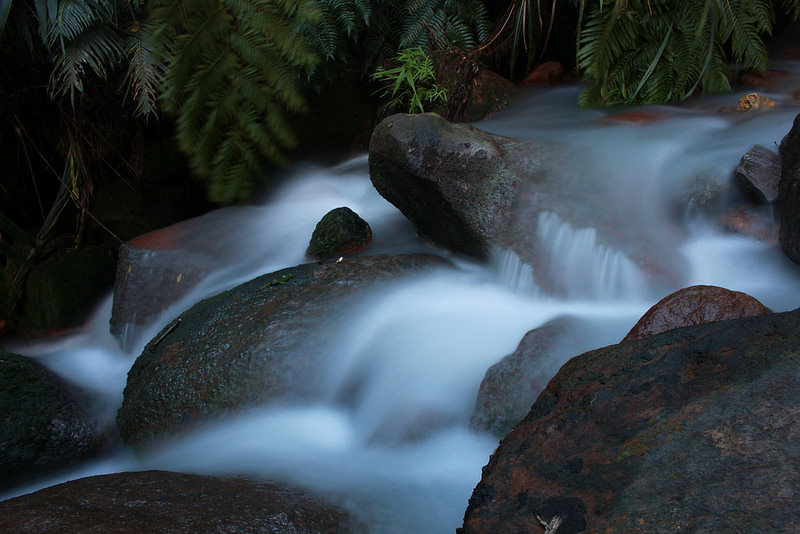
top-left (111, 207), bottom-right (270, 350)
top-left (369, 113), bottom-right (683, 295)
top-left (117, 254), bottom-right (448, 446)
top-left (623, 284), bottom-right (771, 342)
top-left (0, 351), bottom-right (104, 490)
top-left (460, 309), bottom-right (800, 533)
top-left (0, 471), bottom-right (351, 532)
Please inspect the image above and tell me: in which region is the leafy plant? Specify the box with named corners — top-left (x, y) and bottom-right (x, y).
top-left (497, 0), bottom-right (800, 106)
top-left (149, 0), bottom-right (321, 203)
top-left (371, 46), bottom-right (447, 114)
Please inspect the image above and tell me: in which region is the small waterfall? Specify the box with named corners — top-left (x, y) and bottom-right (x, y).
top-left (492, 248), bottom-right (539, 295)
top-left (535, 211), bottom-right (647, 300)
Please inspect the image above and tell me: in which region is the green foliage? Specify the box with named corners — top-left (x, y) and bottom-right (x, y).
top-left (371, 47), bottom-right (447, 114)
top-left (577, 0), bottom-right (773, 106)
top-left (501, 0), bottom-right (800, 106)
top-left (150, 0), bottom-right (321, 203)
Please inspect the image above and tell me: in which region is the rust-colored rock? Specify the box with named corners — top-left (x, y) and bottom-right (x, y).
top-left (0, 471), bottom-right (351, 532)
top-left (520, 62), bottom-right (565, 86)
top-left (460, 309), bottom-right (800, 533)
top-left (622, 285), bottom-right (771, 342)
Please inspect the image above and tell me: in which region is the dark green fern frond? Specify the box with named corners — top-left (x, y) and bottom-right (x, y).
top-left (48, 23), bottom-right (126, 104)
top-left (151, 0), bottom-right (321, 203)
top-left (577, 0), bottom-right (777, 106)
top-left (123, 19), bottom-right (165, 119)
top-left (399, 0), bottom-right (491, 50)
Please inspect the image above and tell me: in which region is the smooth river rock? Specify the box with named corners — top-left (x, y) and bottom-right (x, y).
top-left (0, 470), bottom-right (351, 532)
top-left (117, 254), bottom-right (448, 446)
top-left (460, 308), bottom-right (800, 533)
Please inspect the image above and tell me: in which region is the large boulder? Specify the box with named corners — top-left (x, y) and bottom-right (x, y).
top-left (460, 308), bottom-right (800, 533)
top-left (622, 284), bottom-right (771, 342)
top-left (0, 470), bottom-right (351, 532)
top-left (779, 113), bottom-right (800, 264)
top-left (369, 113), bottom-right (682, 295)
top-left (117, 254), bottom-right (447, 446)
top-left (0, 351), bottom-right (103, 491)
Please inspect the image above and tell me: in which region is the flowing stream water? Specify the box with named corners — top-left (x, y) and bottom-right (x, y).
top-left (5, 72), bottom-right (800, 532)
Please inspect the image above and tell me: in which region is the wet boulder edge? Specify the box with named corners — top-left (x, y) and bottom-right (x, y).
top-left (460, 308), bottom-right (800, 533)
top-left (117, 254), bottom-right (449, 447)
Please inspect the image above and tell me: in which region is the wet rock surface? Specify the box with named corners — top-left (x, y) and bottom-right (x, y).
top-left (470, 317), bottom-right (575, 438)
top-left (623, 284), bottom-right (771, 342)
top-left (117, 254), bottom-right (448, 446)
top-left (0, 351), bottom-right (103, 491)
top-left (0, 470), bottom-right (352, 533)
top-left (110, 207), bottom-right (271, 349)
top-left (460, 309), bottom-right (800, 533)
top-left (734, 144), bottom-right (781, 203)
top-left (306, 207), bottom-right (372, 261)
top-left (779, 113), bottom-right (800, 265)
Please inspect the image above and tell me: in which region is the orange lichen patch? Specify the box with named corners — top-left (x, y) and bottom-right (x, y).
top-left (129, 224), bottom-right (186, 250)
top-left (736, 93), bottom-right (776, 111)
top-left (595, 110), bottom-right (663, 125)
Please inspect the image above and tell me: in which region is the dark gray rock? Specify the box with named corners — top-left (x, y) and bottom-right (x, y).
top-left (779, 114), bottom-right (800, 264)
top-left (470, 317), bottom-right (575, 438)
top-left (734, 144), bottom-right (781, 203)
top-left (0, 351), bottom-right (103, 491)
top-left (0, 470), bottom-right (352, 533)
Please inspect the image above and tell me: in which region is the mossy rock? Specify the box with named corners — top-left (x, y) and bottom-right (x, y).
top-left (306, 207), bottom-right (372, 261)
top-left (0, 351), bottom-right (103, 491)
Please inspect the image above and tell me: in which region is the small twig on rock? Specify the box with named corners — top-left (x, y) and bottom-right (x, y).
top-left (536, 514), bottom-right (563, 534)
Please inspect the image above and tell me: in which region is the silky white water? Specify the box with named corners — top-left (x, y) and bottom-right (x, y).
top-left (5, 81), bottom-right (800, 532)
